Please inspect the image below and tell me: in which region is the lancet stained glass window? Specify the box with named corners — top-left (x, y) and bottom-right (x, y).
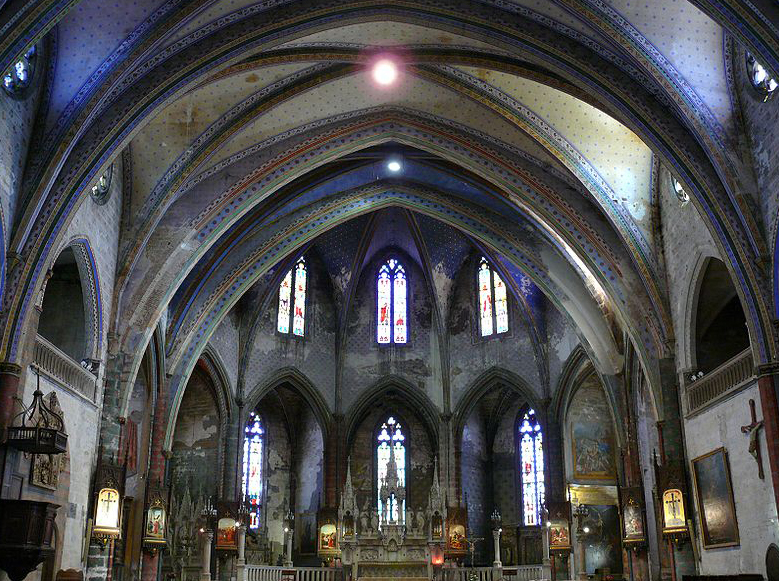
top-left (478, 257), bottom-right (509, 336)
top-left (242, 413), bottom-right (265, 529)
top-left (377, 258), bottom-right (407, 344)
top-left (277, 257), bottom-right (307, 336)
top-left (519, 409), bottom-right (544, 526)
top-left (376, 416), bottom-right (406, 524)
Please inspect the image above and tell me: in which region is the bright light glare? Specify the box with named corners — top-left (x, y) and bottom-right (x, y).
top-left (373, 59), bottom-right (398, 85)
top-left (387, 160), bottom-right (401, 172)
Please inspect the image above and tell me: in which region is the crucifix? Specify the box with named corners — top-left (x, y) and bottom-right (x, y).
top-left (740, 398), bottom-right (764, 479)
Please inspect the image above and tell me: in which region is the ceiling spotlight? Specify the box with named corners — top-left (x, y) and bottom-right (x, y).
top-left (387, 160), bottom-right (402, 172)
top-left (373, 59), bottom-right (398, 86)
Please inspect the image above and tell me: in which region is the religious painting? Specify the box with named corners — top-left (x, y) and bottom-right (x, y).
top-left (143, 504), bottom-right (166, 544)
top-left (661, 489), bottom-right (686, 532)
top-left (619, 487), bottom-right (645, 546)
top-left (446, 508), bottom-right (467, 554)
top-left (581, 505), bottom-right (622, 576)
top-left (216, 517), bottom-right (238, 550)
top-left (94, 487), bottom-right (122, 536)
top-left (319, 524), bottom-right (337, 551)
top-left (547, 501), bottom-right (572, 551)
top-left (448, 524), bottom-right (466, 551)
top-left (692, 448), bottom-right (739, 548)
top-left (568, 375), bottom-right (617, 481)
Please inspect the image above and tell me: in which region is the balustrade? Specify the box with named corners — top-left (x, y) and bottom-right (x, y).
top-left (33, 335), bottom-right (97, 402)
top-left (685, 348), bottom-right (754, 415)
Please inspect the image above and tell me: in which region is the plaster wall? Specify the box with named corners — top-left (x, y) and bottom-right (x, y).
top-left (448, 255), bottom-right (543, 410)
top-left (8, 371), bottom-right (102, 578)
top-left (0, 45), bottom-right (44, 270)
top-left (208, 311), bottom-right (240, 395)
top-left (341, 254), bottom-right (439, 412)
top-left (243, 256), bottom-right (337, 409)
top-left (657, 163), bottom-right (722, 371)
top-left (682, 383), bottom-right (779, 577)
top-left (0, 153), bottom-right (123, 579)
top-left (461, 411), bottom-right (490, 563)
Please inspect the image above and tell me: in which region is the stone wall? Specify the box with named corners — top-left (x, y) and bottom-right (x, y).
top-left (682, 383), bottom-right (779, 576)
top-left (448, 254), bottom-right (544, 409)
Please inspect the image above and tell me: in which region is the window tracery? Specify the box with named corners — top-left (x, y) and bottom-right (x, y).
top-left (3, 46), bottom-right (36, 95)
top-left (377, 258), bottom-right (407, 344)
top-left (242, 412), bottom-right (265, 529)
top-left (519, 409), bottom-right (544, 526)
top-left (747, 52), bottom-right (778, 100)
top-left (277, 257), bottom-right (307, 336)
top-left (91, 164), bottom-right (114, 205)
top-left (376, 416), bottom-right (406, 523)
top-left (478, 257), bottom-right (509, 337)
top-left (672, 178), bottom-right (690, 206)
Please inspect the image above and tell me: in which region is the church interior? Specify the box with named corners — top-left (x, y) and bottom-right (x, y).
top-left (1, 1), bottom-right (779, 580)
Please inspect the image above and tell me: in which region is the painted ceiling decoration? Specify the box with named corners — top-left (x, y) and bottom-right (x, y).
top-left (3, 0), bottom-right (779, 428)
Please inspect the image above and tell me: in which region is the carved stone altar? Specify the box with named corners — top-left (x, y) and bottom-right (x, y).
top-left (339, 455), bottom-right (446, 580)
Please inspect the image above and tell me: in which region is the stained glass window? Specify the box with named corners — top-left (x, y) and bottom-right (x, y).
top-left (747, 52), bottom-right (778, 101)
top-left (3, 46), bottom-right (36, 95)
top-left (376, 416), bottom-right (406, 524)
top-left (277, 257), bottom-right (306, 336)
top-left (242, 413), bottom-right (265, 529)
top-left (478, 257), bottom-right (509, 336)
top-left (519, 409), bottom-right (544, 526)
top-left (377, 258), bottom-right (407, 344)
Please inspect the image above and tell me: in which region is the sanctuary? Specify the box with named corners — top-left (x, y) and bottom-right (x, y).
top-left (1, 1), bottom-right (779, 581)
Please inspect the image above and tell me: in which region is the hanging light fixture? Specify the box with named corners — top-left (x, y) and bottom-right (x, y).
top-left (6, 367), bottom-right (67, 455)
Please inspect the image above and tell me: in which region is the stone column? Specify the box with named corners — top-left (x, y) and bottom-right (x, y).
top-left (284, 530), bottom-right (293, 567)
top-left (236, 525), bottom-right (247, 581)
top-left (492, 529), bottom-right (501, 567)
top-left (756, 364), bottom-right (779, 516)
top-left (201, 530), bottom-right (214, 581)
top-left (0, 362), bottom-right (21, 434)
top-left (141, 375), bottom-right (169, 581)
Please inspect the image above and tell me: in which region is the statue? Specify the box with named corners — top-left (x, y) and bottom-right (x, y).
top-left (415, 509), bottom-right (426, 534)
top-left (360, 510), bottom-right (369, 534)
top-left (370, 509), bottom-right (379, 533)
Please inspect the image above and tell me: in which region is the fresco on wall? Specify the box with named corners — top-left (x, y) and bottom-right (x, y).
top-left (568, 375), bottom-right (617, 481)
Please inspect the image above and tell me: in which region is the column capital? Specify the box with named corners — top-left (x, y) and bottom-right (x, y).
top-left (755, 362), bottom-right (779, 378)
top-left (0, 363), bottom-right (22, 376)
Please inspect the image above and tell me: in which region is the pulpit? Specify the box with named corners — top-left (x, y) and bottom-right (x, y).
top-left (0, 499), bottom-right (60, 581)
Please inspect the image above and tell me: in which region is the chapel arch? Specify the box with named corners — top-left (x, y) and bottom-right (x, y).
top-left (37, 243), bottom-right (101, 363)
top-left (691, 257), bottom-right (751, 373)
top-left (455, 373), bottom-right (545, 565)
top-left (243, 374), bottom-right (328, 564)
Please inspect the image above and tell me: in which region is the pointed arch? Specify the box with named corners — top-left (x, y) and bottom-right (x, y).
top-left (344, 375), bottom-right (439, 453)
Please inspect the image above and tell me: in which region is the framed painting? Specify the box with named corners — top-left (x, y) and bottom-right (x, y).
top-left (691, 448), bottom-right (739, 549)
top-left (547, 501), bottom-right (572, 551)
top-left (216, 517), bottom-right (238, 550)
top-left (319, 523), bottom-right (337, 552)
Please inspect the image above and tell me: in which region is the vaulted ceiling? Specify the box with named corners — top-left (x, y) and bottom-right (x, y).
top-left (3, 0), bottom-right (777, 424)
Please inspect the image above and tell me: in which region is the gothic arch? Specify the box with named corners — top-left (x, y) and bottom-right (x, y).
top-left (37, 237), bottom-right (103, 362)
top-left (344, 375), bottom-right (439, 454)
top-left (243, 367), bottom-right (332, 438)
top-left (452, 366), bottom-right (540, 442)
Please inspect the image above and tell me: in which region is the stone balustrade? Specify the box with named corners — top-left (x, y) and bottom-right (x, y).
top-left (685, 348), bottom-right (754, 415)
top-left (246, 566), bottom-right (344, 581)
top-left (33, 334), bottom-right (98, 402)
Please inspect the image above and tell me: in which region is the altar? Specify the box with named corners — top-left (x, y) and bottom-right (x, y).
top-left (337, 448), bottom-right (446, 580)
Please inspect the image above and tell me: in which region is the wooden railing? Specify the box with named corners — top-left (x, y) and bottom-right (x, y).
top-left (246, 566), bottom-right (343, 581)
top-left (685, 348), bottom-right (754, 415)
top-left (33, 334), bottom-right (97, 402)
top-left (445, 566), bottom-right (544, 581)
